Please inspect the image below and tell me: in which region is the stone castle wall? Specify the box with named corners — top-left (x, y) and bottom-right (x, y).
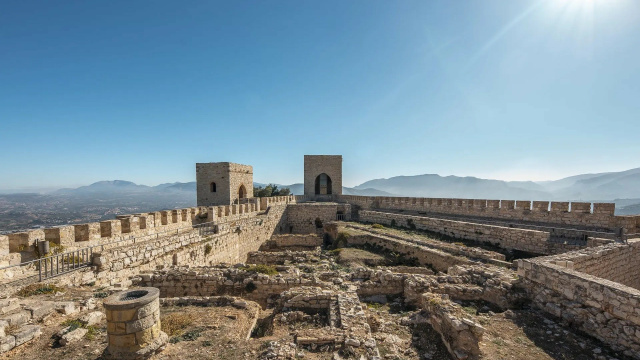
top-left (134, 267), bottom-right (332, 306)
top-left (261, 234), bottom-right (323, 249)
top-left (326, 223), bottom-right (472, 272)
top-left (0, 196), bottom-right (295, 280)
top-left (314, 194), bottom-right (640, 234)
top-left (343, 223), bottom-right (506, 263)
top-left (519, 240), bottom-right (640, 291)
top-left (358, 210), bottom-right (612, 255)
top-left (91, 204), bottom-right (289, 287)
top-left (517, 241), bottom-right (640, 359)
top-left (284, 203), bottom-right (349, 235)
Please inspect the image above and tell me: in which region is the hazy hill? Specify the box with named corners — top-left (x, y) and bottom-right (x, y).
top-left (55, 180), bottom-right (151, 195)
top-left (354, 168), bottom-right (640, 202)
top-left (355, 175), bottom-right (551, 199)
top-left (549, 168), bottom-right (640, 200)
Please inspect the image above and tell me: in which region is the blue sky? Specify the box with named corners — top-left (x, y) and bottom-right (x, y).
top-left (1, 0), bottom-right (639, 191)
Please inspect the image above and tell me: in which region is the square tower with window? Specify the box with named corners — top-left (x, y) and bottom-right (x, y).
top-left (196, 162), bottom-right (253, 206)
top-left (304, 155), bottom-right (342, 197)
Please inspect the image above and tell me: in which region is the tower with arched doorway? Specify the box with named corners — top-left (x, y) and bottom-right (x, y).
top-left (196, 162), bottom-right (254, 206)
top-left (304, 155), bottom-right (342, 197)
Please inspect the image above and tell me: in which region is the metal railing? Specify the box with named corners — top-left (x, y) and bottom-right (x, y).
top-left (336, 214), bottom-right (346, 221)
top-left (37, 247), bottom-right (94, 281)
top-left (0, 222), bottom-right (214, 283)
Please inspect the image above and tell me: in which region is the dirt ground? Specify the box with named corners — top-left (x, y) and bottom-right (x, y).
top-left (335, 248), bottom-right (387, 267)
top-left (479, 308), bottom-right (626, 360)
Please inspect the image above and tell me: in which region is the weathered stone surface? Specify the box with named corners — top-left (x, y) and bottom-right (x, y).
top-left (345, 338), bottom-right (360, 347)
top-left (125, 311), bottom-right (158, 333)
top-left (0, 335), bottom-right (15, 353)
top-left (80, 311), bottom-right (104, 326)
top-left (0, 320), bottom-right (7, 338)
top-left (1, 310), bottom-right (30, 326)
top-left (54, 301), bottom-right (77, 315)
top-left (232, 300), bottom-right (248, 309)
top-left (22, 300), bottom-right (56, 320)
top-left (0, 299), bottom-right (19, 315)
top-left (108, 333), bottom-right (136, 348)
top-left (60, 327), bottom-right (87, 346)
top-left (13, 325), bottom-right (41, 346)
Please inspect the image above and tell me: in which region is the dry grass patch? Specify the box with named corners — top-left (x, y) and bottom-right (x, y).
top-left (16, 283), bottom-right (64, 297)
top-left (162, 312), bottom-right (196, 336)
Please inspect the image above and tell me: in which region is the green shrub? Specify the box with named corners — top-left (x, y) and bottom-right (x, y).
top-left (241, 264), bottom-right (278, 275)
top-left (60, 319), bottom-right (100, 341)
top-left (371, 224), bottom-right (385, 229)
top-left (85, 325), bottom-right (98, 340)
top-left (93, 291), bottom-right (109, 299)
top-left (333, 232), bottom-right (351, 249)
top-left (204, 244), bottom-right (213, 256)
top-left (390, 219), bottom-right (397, 227)
top-left (180, 328), bottom-right (204, 341)
top-left (61, 319), bottom-right (84, 332)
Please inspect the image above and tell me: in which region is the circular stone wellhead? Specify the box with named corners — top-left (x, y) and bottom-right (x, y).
top-left (103, 287), bottom-right (168, 359)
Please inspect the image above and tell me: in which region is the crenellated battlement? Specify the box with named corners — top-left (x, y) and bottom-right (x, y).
top-left (0, 195), bottom-right (299, 270)
top-left (329, 195), bottom-right (639, 235)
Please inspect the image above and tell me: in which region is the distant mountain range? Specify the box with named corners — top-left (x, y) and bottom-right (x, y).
top-left (3, 166), bottom-right (638, 203)
top-left (355, 167), bottom-right (640, 201)
top-left (3, 167), bottom-right (640, 233)
top-left (54, 180), bottom-right (197, 195)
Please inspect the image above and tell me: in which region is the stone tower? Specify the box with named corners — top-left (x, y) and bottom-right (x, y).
top-left (196, 162), bottom-right (254, 206)
top-left (304, 155), bottom-right (342, 197)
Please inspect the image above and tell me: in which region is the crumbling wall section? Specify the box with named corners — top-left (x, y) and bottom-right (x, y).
top-left (359, 210), bottom-right (611, 255)
top-left (419, 293), bottom-right (484, 360)
top-left (92, 204), bottom-right (289, 286)
top-left (284, 203), bottom-right (343, 234)
top-left (517, 242), bottom-right (640, 359)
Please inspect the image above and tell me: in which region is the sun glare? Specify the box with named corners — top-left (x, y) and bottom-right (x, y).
top-left (549, 0), bottom-right (623, 10)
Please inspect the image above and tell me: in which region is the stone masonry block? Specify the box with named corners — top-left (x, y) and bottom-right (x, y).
top-left (8, 230), bottom-right (44, 252)
top-left (571, 202), bottom-right (591, 213)
top-left (0, 335), bottom-right (15, 353)
top-left (0, 236), bottom-right (8, 256)
top-left (516, 200), bottom-right (531, 210)
top-left (44, 226), bottom-right (75, 247)
top-left (550, 202), bottom-right (569, 213)
top-left (125, 311), bottom-right (160, 333)
top-left (13, 325), bottom-right (41, 346)
top-left (100, 220), bottom-right (122, 238)
top-left (108, 333), bottom-right (137, 348)
top-left (74, 223), bottom-right (101, 242)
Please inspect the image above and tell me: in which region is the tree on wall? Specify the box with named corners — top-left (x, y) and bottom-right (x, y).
top-left (253, 184), bottom-right (291, 197)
